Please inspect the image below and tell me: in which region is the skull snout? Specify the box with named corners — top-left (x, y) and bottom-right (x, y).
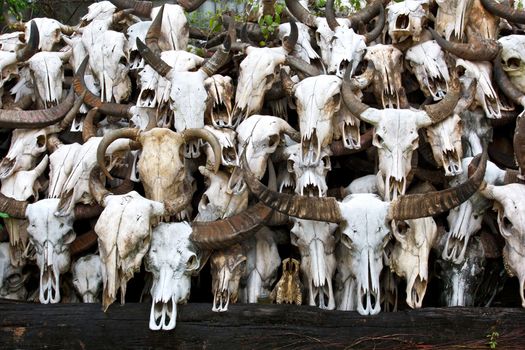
top-left (212, 267), bottom-right (232, 312)
top-left (444, 204), bottom-right (475, 263)
top-left (356, 250), bottom-right (381, 315)
top-left (443, 149), bottom-right (462, 176)
top-left (184, 139), bottom-right (201, 159)
top-left (309, 240), bottom-right (327, 288)
top-left (149, 296), bottom-right (177, 331)
top-left (39, 263), bottom-right (60, 304)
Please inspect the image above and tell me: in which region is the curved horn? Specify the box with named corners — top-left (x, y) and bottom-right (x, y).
top-left (326, 0), bottom-right (340, 31)
top-left (388, 147), bottom-right (488, 220)
top-left (176, 0), bottom-right (207, 12)
top-left (69, 230), bottom-right (98, 256)
top-left (285, 56), bottom-right (323, 77)
top-left (73, 56), bottom-right (103, 108)
top-left (0, 193), bottom-right (27, 219)
top-left (83, 108), bottom-right (101, 142)
top-left (145, 4), bottom-right (163, 55)
top-left (423, 71), bottom-right (461, 124)
top-left (348, 0), bottom-right (382, 28)
top-left (136, 38), bottom-right (172, 77)
top-left (341, 68), bottom-right (371, 118)
top-left (97, 128), bottom-right (141, 180)
top-left (16, 21), bottom-right (39, 61)
top-left (280, 68), bottom-right (296, 96)
top-left (109, 0), bottom-right (152, 18)
top-left (363, 4), bottom-right (385, 44)
top-left (285, 0), bottom-right (318, 28)
top-left (429, 28), bottom-right (501, 62)
top-left (181, 128), bottom-right (222, 173)
top-left (191, 202), bottom-right (273, 250)
top-left (58, 91), bottom-right (86, 131)
top-left (480, 0), bottom-right (525, 24)
top-left (0, 89), bottom-right (75, 129)
top-left (242, 153), bottom-right (343, 223)
top-left (282, 20), bottom-right (299, 53)
top-left (494, 53), bottom-right (525, 106)
top-left (200, 28), bottom-right (232, 77)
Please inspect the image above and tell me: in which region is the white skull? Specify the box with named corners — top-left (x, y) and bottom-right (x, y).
top-left (286, 143), bottom-right (332, 197)
top-left (333, 101), bottom-right (361, 150)
top-left (72, 254), bottom-right (103, 303)
top-left (82, 1), bottom-right (117, 23)
top-left (278, 21), bottom-right (319, 64)
top-left (234, 47), bottom-right (286, 123)
top-left (386, 0), bottom-right (429, 43)
top-left (456, 59), bottom-right (502, 119)
top-left (0, 128), bottom-right (48, 179)
top-left (499, 35), bottom-right (525, 94)
top-left (0, 243), bottom-right (27, 300)
top-left (95, 191), bottom-right (165, 310)
top-left (0, 31), bottom-right (24, 52)
top-left (313, 17), bottom-right (351, 73)
top-left (26, 198), bottom-right (76, 304)
top-left (150, 4), bottom-right (189, 51)
top-left (406, 40), bottom-right (450, 101)
top-left (435, 0), bottom-right (473, 40)
top-left (28, 51), bottom-right (69, 107)
top-left (25, 18), bottom-right (63, 51)
top-left (324, 25), bottom-right (366, 78)
top-left (425, 114), bottom-right (463, 176)
top-left (205, 74), bottom-right (234, 128)
top-left (127, 21), bottom-right (151, 70)
top-left (145, 222), bottom-right (199, 330)
top-left (390, 217), bottom-right (438, 309)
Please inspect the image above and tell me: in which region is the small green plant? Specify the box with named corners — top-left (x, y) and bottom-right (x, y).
top-left (0, 212), bottom-right (9, 230)
top-left (257, 1), bottom-right (284, 45)
top-left (486, 331), bottom-right (499, 349)
top-left (2, 0), bottom-right (32, 21)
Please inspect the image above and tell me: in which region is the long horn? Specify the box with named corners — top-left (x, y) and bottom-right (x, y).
top-left (285, 56), bottom-right (323, 77)
top-left (480, 0), bottom-right (525, 24)
top-left (0, 193), bottom-right (27, 219)
top-left (363, 4), bottom-right (385, 44)
top-left (494, 53), bottom-right (525, 106)
top-left (280, 69), bottom-right (296, 96)
top-left (429, 28), bottom-right (501, 62)
top-left (388, 146), bottom-right (488, 220)
top-left (109, 0), bottom-right (152, 18)
top-left (74, 56), bottom-right (103, 108)
top-left (69, 230), bottom-right (98, 256)
top-left (97, 128), bottom-right (141, 180)
top-left (341, 68), bottom-right (371, 117)
top-left (241, 153), bottom-right (343, 223)
top-left (145, 4), bottom-right (163, 55)
top-left (282, 20), bottom-right (299, 53)
top-left (136, 38), bottom-right (172, 77)
top-left (177, 0), bottom-right (207, 12)
top-left (199, 26), bottom-right (232, 77)
top-left (326, 0), bottom-right (340, 31)
top-left (0, 89), bottom-right (75, 129)
top-left (423, 70), bottom-right (461, 123)
top-left (191, 202), bottom-right (273, 250)
top-left (285, 0), bottom-right (318, 27)
top-left (348, 0), bottom-right (382, 28)
top-left (16, 21), bottom-right (39, 61)
top-left (181, 128), bottom-right (222, 173)
top-left (83, 108), bottom-right (101, 142)
top-left (514, 114), bottom-right (525, 176)
top-left (57, 91), bottom-right (86, 131)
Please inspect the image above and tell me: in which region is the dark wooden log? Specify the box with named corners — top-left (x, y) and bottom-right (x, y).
top-left (1, 301), bottom-right (525, 349)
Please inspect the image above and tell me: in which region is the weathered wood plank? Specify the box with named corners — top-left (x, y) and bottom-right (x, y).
top-left (0, 301), bottom-right (524, 349)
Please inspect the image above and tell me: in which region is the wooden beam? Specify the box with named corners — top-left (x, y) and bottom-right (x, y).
top-left (1, 301), bottom-right (525, 349)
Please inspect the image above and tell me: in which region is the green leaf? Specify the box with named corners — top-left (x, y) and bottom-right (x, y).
top-left (0, 212), bottom-right (9, 219)
top-left (264, 15), bottom-right (273, 26)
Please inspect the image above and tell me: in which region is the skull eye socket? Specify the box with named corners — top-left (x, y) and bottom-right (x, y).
top-left (7, 273), bottom-right (22, 285)
top-left (186, 255), bottom-right (199, 272)
top-left (374, 134), bottom-right (385, 147)
top-left (119, 56), bottom-right (128, 66)
top-left (396, 221), bottom-right (409, 235)
top-left (503, 216), bottom-right (513, 232)
top-left (36, 135), bottom-right (46, 148)
top-left (321, 155), bottom-right (331, 170)
top-left (506, 57), bottom-right (521, 70)
top-left (268, 134), bottom-right (280, 149)
top-left (287, 158), bottom-right (295, 173)
top-left (455, 66), bottom-right (466, 77)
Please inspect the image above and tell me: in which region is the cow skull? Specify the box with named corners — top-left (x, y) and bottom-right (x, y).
top-left (72, 253), bottom-right (103, 303)
top-left (425, 114), bottom-right (464, 176)
top-left (499, 35), bottom-right (525, 94)
top-left (28, 51), bottom-right (70, 107)
top-left (210, 244), bottom-right (247, 312)
top-left (386, 0), bottom-right (429, 43)
top-left (205, 75), bottom-right (234, 128)
top-left (0, 128), bottom-right (48, 179)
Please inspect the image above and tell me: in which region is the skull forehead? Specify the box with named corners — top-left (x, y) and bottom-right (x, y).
top-left (291, 218), bottom-right (336, 241)
top-left (387, 0), bottom-right (428, 16)
top-left (404, 217), bottom-right (437, 247)
top-left (406, 41), bottom-right (445, 65)
top-left (456, 59), bottom-right (492, 80)
top-left (161, 50), bottom-right (204, 71)
top-left (82, 1), bottom-right (116, 21)
top-left (211, 246), bottom-right (246, 269)
top-left (149, 222), bottom-right (193, 257)
top-left (73, 254), bottom-right (102, 276)
top-left (295, 75), bottom-right (342, 105)
top-left (365, 44), bottom-right (403, 62)
top-left (28, 51), bottom-right (64, 71)
top-left (373, 110), bottom-right (423, 143)
top-left (237, 115), bottom-right (286, 144)
top-left (426, 114), bottom-right (462, 141)
top-left (26, 198), bottom-right (74, 241)
top-left (127, 21), bottom-right (151, 50)
top-left (204, 125), bottom-right (236, 147)
top-left (242, 47), bottom-right (286, 71)
top-left (499, 35), bottom-right (525, 61)
top-left (139, 128), bottom-right (184, 146)
top-left (26, 18), bottom-right (62, 50)
top-left (339, 194), bottom-right (390, 242)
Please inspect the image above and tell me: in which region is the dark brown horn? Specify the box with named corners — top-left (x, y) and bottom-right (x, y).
top-left (348, 0), bottom-right (382, 28)
top-left (57, 91), bottom-right (86, 131)
top-left (423, 70), bottom-right (461, 123)
top-left (136, 38), bottom-right (172, 77)
top-left (0, 193), bottom-right (28, 219)
top-left (145, 4), bottom-right (163, 55)
top-left (326, 0), bottom-right (340, 31)
top-left (16, 21), bottom-right (39, 61)
top-left (89, 165), bottom-right (136, 205)
top-left (285, 0), bottom-right (318, 27)
top-left (83, 108), bottom-right (101, 142)
top-left (74, 56), bottom-right (103, 108)
top-left (109, 0), bottom-right (152, 18)
top-left (514, 113), bottom-right (525, 175)
top-left (191, 202), bottom-right (273, 250)
top-left (341, 68), bottom-right (371, 117)
top-left (242, 153), bottom-right (343, 223)
top-left (280, 69), bottom-right (296, 96)
top-left (0, 89), bottom-right (75, 129)
top-left (282, 20), bottom-right (299, 53)
top-left (494, 53), bottom-right (525, 106)
top-left (285, 56), bottom-right (323, 77)
top-left (199, 27), bottom-right (232, 77)
top-left (363, 4), bottom-right (385, 44)
top-left (480, 0), bottom-right (525, 24)
top-left (70, 230), bottom-right (98, 256)
top-left (74, 204), bottom-right (104, 220)
top-left (97, 128), bottom-right (141, 180)
top-left (176, 0), bottom-right (207, 12)
top-left (429, 28), bottom-right (501, 62)
top-left (181, 128), bottom-right (222, 173)
top-left (388, 146), bottom-right (488, 220)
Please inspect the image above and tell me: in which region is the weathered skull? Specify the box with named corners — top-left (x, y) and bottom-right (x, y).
top-left (150, 4), bottom-right (189, 52)
top-left (210, 244), bottom-right (247, 312)
top-left (456, 59), bottom-right (502, 119)
top-left (205, 75), bottom-right (234, 128)
top-left (25, 18), bottom-right (63, 51)
top-left (28, 51), bottom-right (70, 107)
top-left (0, 128), bottom-right (48, 179)
top-left (313, 18), bottom-right (351, 73)
top-left (291, 218), bottom-right (337, 309)
top-left (406, 40), bottom-right (450, 101)
top-left (81, 1), bottom-right (117, 23)
top-left (363, 44), bottom-right (404, 108)
top-left (325, 25), bottom-right (366, 77)
top-left (26, 198), bottom-right (76, 304)
top-left (286, 143), bottom-right (332, 197)
top-left (126, 21), bottom-right (151, 70)
top-left (386, 0), bottom-right (429, 43)
top-left (480, 182), bottom-right (525, 307)
top-left (233, 47), bottom-right (286, 123)
top-left (0, 243), bottom-right (27, 300)
top-left (435, 0), bottom-right (473, 40)
top-left (460, 108), bottom-right (492, 156)
top-left (145, 222), bottom-right (199, 330)
top-left (333, 102), bottom-right (361, 150)
top-left (425, 114), bottom-right (464, 176)
top-left (0, 31), bottom-right (24, 52)
top-left (292, 75), bottom-right (341, 163)
top-left (241, 226), bottom-right (280, 303)
top-left (71, 254), bottom-right (103, 303)
top-left (95, 191), bottom-right (165, 310)
top-left (278, 21), bottom-right (319, 64)
top-left (499, 35), bottom-right (525, 94)
top-left (390, 217), bottom-right (437, 309)
top-left (203, 126), bottom-right (238, 168)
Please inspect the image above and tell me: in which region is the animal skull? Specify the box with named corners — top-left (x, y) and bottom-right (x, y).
top-left (0, 243), bottom-right (27, 300)
top-left (28, 51), bottom-right (70, 107)
top-left (210, 244), bottom-right (247, 312)
top-left (499, 35), bottom-right (525, 94)
top-left (71, 254), bottom-right (103, 303)
top-left (386, 0), bottom-right (429, 43)
top-left (0, 128), bottom-right (48, 179)
top-left (425, 114), bottom-right (464, 176)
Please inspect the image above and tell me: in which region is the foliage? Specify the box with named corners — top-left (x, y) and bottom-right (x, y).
top-left (487, 331), bottom-right (499, 349)
top-left (2, 0), bottom-right (32, 21)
